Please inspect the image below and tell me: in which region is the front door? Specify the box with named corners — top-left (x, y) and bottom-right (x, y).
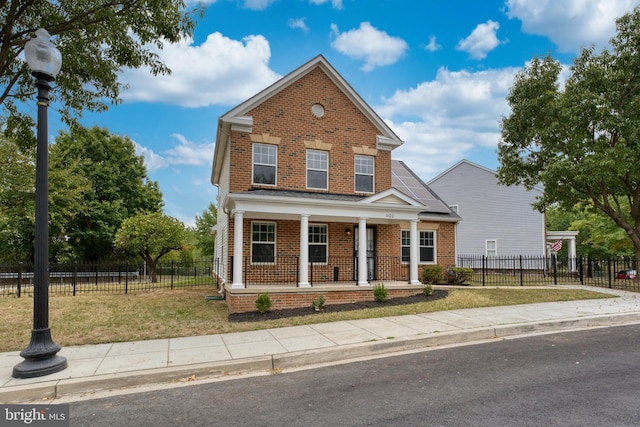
top-left (354, 226), bottom-right (376, 281)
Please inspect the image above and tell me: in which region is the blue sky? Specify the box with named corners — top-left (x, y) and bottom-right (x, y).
top-left (72, 0), bottom-right (639, 225)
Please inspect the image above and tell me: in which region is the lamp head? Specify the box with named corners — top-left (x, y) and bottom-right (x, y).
top-left (24, 29), bottom-right (62, 81)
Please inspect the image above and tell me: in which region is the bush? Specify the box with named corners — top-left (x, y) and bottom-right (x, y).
top-left (422, 283), bottom-right (434, 296)
top-left (255, 293), bottom-right (272, 313)
top-left (446, 267), bottom-right (474, 285)
top-left (311, 296), bottom-right (326, 311)
top-left (373, 283), bottom-right (388, 302)
top-left (422, 265), bottom-right (443, 285)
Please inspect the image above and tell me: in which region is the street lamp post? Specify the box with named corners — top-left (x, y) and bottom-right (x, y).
top-left (12, 29), bottom-right (67, 379)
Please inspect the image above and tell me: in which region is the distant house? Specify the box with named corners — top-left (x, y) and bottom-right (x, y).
top-left (427, 159), bottom-right (546, 260)
top-left (210, 55), bottom-right (459, 313)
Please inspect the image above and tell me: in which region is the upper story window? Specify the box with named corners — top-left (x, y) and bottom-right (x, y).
top-left (355, 155), bottom-right (374, 193)
top-left (252, 143), bottom-right (277, 186)
top-left (401, 230), bottom-right (436, 263)
top-left (251, 222), bottom-right (275, 264)
top-left (308, 224), bottom-right (327, 263)
top-left (486, 239), bottom-right (497, 257)
top-left (307, 150), bottom-right (328, 190)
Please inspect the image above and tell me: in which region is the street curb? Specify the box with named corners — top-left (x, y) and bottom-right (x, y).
top-left (3, 312), bottom-right (640, 403)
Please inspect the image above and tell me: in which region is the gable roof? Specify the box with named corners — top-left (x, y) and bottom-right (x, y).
top-left (392, 160), bottom-right (456, 215)
top-left (211, 55), bottom-right (403, 185)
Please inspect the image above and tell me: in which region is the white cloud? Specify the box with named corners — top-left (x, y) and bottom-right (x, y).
top-left (456, 20), bottom-right (503, 60)
top-left (289, 18), bottom-right (309, 33)
top-left (310, 0), bottom-right (342, 10)
top-left (376, 66), bottom-right (522, 179)
top-left (120, 33), bottom-right (281, 107)
top-left (506, 0), bottom-right (639, 52)
top-left (243, 0), bottom-right (277, 10)
top-left (134, 134), bottom-right (214, 172)
top-left (330, 22), bottom-right (408, 71)
top-left (424, 35), bottom-right (441, 52)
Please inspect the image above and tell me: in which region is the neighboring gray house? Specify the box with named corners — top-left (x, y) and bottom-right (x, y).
top-left (427, 159), bottom-right (546, 259)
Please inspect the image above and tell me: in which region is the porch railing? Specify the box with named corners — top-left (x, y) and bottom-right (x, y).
top-left (229, 255), bottom-right (411, 286)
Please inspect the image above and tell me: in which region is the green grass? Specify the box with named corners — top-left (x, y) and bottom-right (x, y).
top-left (0, 286), bottom-right (613, 353)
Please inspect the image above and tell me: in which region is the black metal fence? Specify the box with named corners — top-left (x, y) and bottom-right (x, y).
top-left (229, 255), bottom-right (410, 286)
top-left (0, 259), bottom-right (217, 297)
top-left (457, 255), bottom-right (640, 291)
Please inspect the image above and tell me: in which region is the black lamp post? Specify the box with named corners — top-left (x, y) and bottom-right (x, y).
top-left (12, 29), bottom-right (67, 379)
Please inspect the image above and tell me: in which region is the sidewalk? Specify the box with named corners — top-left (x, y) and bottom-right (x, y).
top-left (2, 285), bottom-right (640, 403)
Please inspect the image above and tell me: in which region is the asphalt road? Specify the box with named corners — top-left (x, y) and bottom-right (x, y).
top-left (70, 324), bottom-right (640, 427)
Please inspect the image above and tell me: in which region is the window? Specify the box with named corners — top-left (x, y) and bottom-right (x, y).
top-left (309, 224), bottom-right (327, 263)
top-left (355, 155), bottom-right (374, 193)
top-left (307, 150), bottom-right (328, 190)
top-left (486, 240), bottom-right (497, 257)
top-left (449, 204), bottom-right (459, 214)
top-left (401, 230), bottom-right (435, 263)
top-left (253, 143), bottom-right (277, 185)
top-left (251, 222), bottom-right (275, 263)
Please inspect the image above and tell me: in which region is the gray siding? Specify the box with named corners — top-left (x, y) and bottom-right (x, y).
top-left (428, 160), bottom-right (545, 256)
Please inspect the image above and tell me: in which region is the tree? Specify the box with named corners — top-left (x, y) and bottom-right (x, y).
top-left (53, 126), bottom-right (163, 261)
top-left (498, 7), bottom-right (640, 261)
top-left (193, 202), bottom-right (217, 258)
top-left (0, 132), bottom-right (88, 263)
top-left (1, 0), bottom-right (202, 140)
top-left (546, 205), bottom-right (634, 259)
top-left (114, 211), bottom-right (187, 282)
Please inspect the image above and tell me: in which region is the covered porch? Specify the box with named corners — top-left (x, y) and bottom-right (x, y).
top-left (224, 188), bottom-right (430, 290)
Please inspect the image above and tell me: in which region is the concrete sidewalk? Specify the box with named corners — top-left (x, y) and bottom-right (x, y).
top-left (2, 285), bottom-right (640, 403)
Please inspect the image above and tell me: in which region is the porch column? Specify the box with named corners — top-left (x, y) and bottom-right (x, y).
top-left (409, 219), bottom-right (420, 284)
top-left (569, 237), bottom-right (577, 272)
top-left (231, 209), bottom-right (245, 289)
top-left (358, 217), bottom-right (369, 286)
top-left (299, 214), bottom-right (311, 287)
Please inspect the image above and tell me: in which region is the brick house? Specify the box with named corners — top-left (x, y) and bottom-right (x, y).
top-left (210, 55), bottom-right (459, 313)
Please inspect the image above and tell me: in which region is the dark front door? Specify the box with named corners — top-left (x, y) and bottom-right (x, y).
top-left (354, 226), bottom-right (375, 281)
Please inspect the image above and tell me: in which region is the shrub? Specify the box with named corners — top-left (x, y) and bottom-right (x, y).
top-left (255, 293), bottom-right (272, 314)
top-left (422, 265), bottom-right (443, 285)
top-left (422, 283), bottom-right (434, 296)
top-left (311, 296), bottom-right (326, 311)
top-left (373, 283), bottom-right (388, 302)
top-left (446, 267), bottom-right (474, 285)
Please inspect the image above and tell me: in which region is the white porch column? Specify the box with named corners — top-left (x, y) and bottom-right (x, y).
top-left (569, 237), bottom-right (577, 272)
top-left (409, 219), bottom-right (420, 285)
top-left (231, 210), bottom-right (245, 289)
top-left (358, 217), bottom-right (369, 286)
top-left (299, 214), bottom-right (311, 287)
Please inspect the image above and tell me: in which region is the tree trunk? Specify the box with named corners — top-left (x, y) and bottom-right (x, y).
top-left (149, 261), bottom-right (158, 283)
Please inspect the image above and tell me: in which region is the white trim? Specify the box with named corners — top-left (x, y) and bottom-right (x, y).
top-left (486, 239), bottom-right (497, 257)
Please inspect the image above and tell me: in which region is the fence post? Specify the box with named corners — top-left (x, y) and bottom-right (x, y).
top-left (608, 258), bottom-right (612, 288)
top-left (171, 260), bottom-right (175, 290)
top-left (578, 257), bottom-right (584, 285)
top-left (482, 255), bottom-right (486, 287)
top-left (72, 263), bottom-right (77, 296)
top-left (310, 260), bottom-right (314, 287)
top-left (552, 254), bottom-right (558, 285)
top-left (296, 256), bottom-right (299, 287)
top-left (125, 262), bottom-right (129, 294)
top-left (17, 263), bottom-right (22, 298)
top-left (519, 255), bottom-right (523, 286)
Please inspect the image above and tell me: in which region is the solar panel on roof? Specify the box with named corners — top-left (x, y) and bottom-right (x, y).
top-left (391, 160), bottom-right (452, 214)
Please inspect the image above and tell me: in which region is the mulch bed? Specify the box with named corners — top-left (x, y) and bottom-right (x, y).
top-left (228, 289), bottom-right (449, 322)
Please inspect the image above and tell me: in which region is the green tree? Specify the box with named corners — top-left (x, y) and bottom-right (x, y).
top-left (0, 132), bottom-right (88, 263)
top-left (53, 126), bottom-right (163, 261)
top-left (0, 0), bottom-right (202, 140)
top-left (193, 202), bottom-right (217, 258)
top-left (498, 7), bottom-right (640, 261)
top-left (114, 211), bottom-right (187, 282)
top-left (546, 205), bottom-right (634, 259)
